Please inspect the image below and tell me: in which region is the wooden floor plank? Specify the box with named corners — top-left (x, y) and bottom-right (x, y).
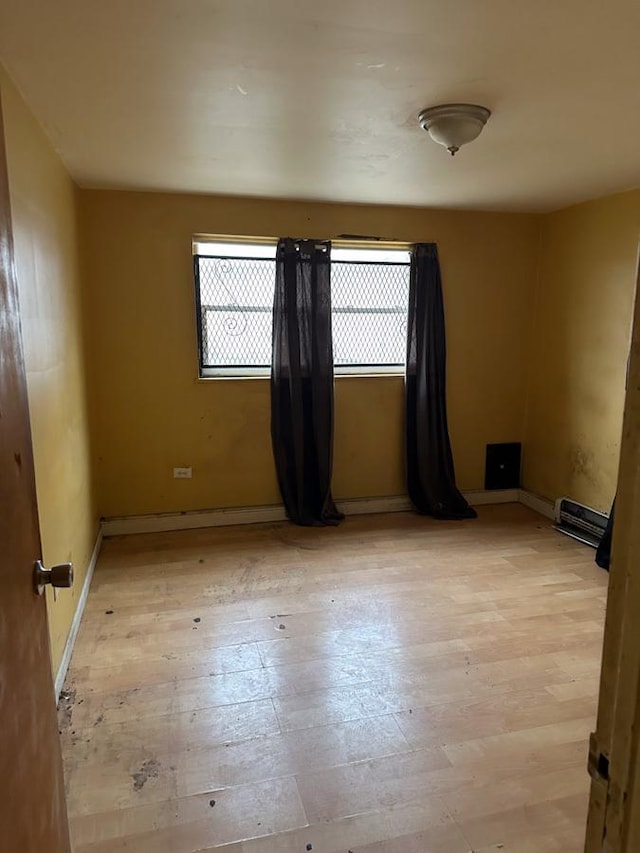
top-left (60, 504), bottom-right (607, 851)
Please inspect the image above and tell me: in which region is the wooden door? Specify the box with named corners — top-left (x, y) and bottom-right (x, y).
top-left (0, 98), bottom-right (70, 850)
top-left (584, 247), bottom-right (640, 852)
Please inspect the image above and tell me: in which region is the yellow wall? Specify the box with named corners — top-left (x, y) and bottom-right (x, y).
top-left (79, 189), bottom-right (539, 517)
top-left (524, 190), bottom-right (640, 511)
top-left (1, 69), bottom-right (98, 674)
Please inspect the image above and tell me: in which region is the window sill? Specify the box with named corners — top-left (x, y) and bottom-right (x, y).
top-left (336, 372), bottom-right (404, 379)
top-left (196, 371), bottom-right (404, 382)
top-left (196, 374), bottom-right (269, 382)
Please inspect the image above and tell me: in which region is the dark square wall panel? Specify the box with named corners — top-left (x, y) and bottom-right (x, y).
top-left (485, 442), bottom-right (521, 490)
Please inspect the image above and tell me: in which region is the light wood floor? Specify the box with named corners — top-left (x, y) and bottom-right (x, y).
top-left (60, 504), bottom-right (608, 852)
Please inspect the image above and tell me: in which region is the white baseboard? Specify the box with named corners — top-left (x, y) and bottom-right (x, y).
top-left (466, 488), bottom-right (520, 506)
top-left (101, 489), bottom-right (522, 537)
top-left (518, 489), bottom-right (556, 520)
top-left (54, 527), bottom-right (103, 701)
top-left (102, 504), bottom-right (287, 536)
top-left (338, 495), bottom-right (412, 516)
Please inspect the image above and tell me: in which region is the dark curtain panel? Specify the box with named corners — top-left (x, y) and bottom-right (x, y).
top-left (595, 499), bottom-right (614, 571)
top-left (405, 243), bottom-right (477, 520)
top-left (271, 238), bottom-right (343, 526)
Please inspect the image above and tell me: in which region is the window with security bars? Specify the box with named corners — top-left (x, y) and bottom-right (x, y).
top-left (193, 240), bottom-right (410, 376)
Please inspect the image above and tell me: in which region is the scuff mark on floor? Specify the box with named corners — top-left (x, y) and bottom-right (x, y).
top-left (132, 758), bottom-right (160, 792)
top-left (58, 686), bottom-right (76, 731)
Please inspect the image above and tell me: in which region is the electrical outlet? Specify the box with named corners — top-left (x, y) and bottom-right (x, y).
top-left (173, 467), bottom-right (192, 479)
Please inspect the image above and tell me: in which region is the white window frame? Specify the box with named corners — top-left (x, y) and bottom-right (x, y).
top-left (193, 236), bottom-right (411, 378)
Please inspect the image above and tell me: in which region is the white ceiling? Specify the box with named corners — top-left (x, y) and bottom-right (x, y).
top-left (1, 0), bottom-right (640, 212)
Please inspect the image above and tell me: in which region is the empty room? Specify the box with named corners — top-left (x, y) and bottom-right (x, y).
top-left (2, 2), bottom-right (640, 851)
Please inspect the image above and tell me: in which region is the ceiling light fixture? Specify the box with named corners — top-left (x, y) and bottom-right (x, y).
top-left (418, 103), bottom-right (491, 156)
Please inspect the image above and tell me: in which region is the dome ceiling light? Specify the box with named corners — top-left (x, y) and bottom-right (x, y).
top-left (418, 103), bottom-right (491, 156)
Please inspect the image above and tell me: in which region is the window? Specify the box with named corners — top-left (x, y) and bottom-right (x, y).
top-left (331, 246), bottom-right (410, 373)
top-left (194, 240), bottom-right (276, 376)
top-left (194, 239), bottom-right (410, 377)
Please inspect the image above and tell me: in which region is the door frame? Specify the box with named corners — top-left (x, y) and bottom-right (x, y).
top-left (585, 245), bottom-right (640, 851)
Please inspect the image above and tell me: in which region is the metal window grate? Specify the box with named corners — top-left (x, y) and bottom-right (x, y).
top-left (194, 245), bottom-right (410, 374)
top-left (197, 255), bottom-right (276, 368)
top-left (331, 260), bottom-right (409, 366)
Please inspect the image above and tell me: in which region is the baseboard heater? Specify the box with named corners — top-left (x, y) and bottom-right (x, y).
top-left (554, 497), bottom-right (608, 548)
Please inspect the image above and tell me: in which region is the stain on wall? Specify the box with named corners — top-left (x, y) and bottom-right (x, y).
top-left (524, 189), bottom-right (640, 510)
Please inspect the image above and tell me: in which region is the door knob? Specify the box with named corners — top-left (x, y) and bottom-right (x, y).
top-left (34, 560), bottom-right (74, 595)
